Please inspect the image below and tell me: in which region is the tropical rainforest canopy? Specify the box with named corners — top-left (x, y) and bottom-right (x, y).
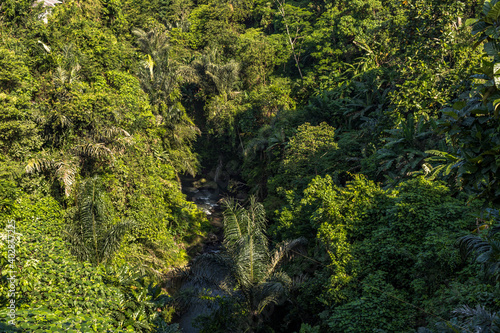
top-left (0, 0), bottom-right (500, 332)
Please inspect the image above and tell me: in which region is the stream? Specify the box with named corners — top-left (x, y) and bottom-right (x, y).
top-left (181, 176), bottom-right (220, 216)
top-left (181, 175), bottom-right (225, 254)
top-left (176, 175), bottom-right (225, 333)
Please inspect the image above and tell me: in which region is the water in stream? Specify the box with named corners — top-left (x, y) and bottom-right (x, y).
top-left (181, 176), bottom-right (221, 213)
top-left (177, 176), bottom-right (225, 332)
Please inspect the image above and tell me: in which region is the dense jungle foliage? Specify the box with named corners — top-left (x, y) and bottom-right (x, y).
top-left (1, 0), bottom-right (500, 332)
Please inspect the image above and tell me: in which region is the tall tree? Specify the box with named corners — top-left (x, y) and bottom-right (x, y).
top-left (132, 27), bottom-right (200, 176)
top-left (185, 196), bottom-right (306, 332)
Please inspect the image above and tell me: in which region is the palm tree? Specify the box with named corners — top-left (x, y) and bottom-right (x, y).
top-left (65, 176), bottom-right (135, 265)
top-left (132, 27), bottom-right (200, 177)
top-left (26, 126), bottom-right (131, 196)
top-left (243, 125), bottom-right (287, 199)
top-left (53, 44), bottom-right (82, 88)
top-left (418, 305), bottom-right (500, 332)
top-left (459, 221), bottom-right (500, 281)
top-left (188, 50), bottom-right (241, 141)
top-left (132, 27), bottom-right (191, 119)
top-left (132, 27), bottom-right (179, 119)
top-left (190, 49), bottom-right (240, 100)
top-left (26, 155), bottom-right (77, 197)
top-left (184, 196), bottom-right (306, 332)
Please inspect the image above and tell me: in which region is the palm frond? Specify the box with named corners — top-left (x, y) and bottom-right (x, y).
top-left (254, 280), bottom-right (289, 314)
top-left (26, 157), bottom-right (54, 174)
top-left (66, 177), bottom-right (128, 265)
top-left (459, 234), bottom-right (493, 259)
top-left (222, 198), bottom-right (246, 247)
top-left (188, 253), bottom-right (234, 289)
top-left (452, 305), bottom-right (500, 331)
top-left (99, 219), bottom-right (136, 263)
top-left (53, 66), bottom-right (68, 86)
top-left (100, 126), bottom-right (131, 140)
top-left (234, 233), bottom-right (269, 287)
top-left (176, 65), bottom-right (198, 84)
top-left (74, 142), bottom-right (113, 160)
top-left (205, 59), bottom-right (240, 96)
top-left (64, 226), bottom-right (91, 262)
top-left (267, 237), bottom-right (307, 279)
top-left (54, 160), bottom-right (77, 196)
top-left (132, 28), bottom-right (170, 58)
top-left (26, 157), bottom-right (77, 196)
top-left (247, 195), bottom-right (267, 235)
top-left (425, 149), bottom-right (460, 162)
top-left (458, 224), bottom-right (500, 280)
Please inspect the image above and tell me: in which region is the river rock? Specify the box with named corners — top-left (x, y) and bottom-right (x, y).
top-left (192, 178), bottom-right (206, 188)
top-left (202, 180), bottom-right (218, 190)
top-left (193, 178), bottom-right (218, 190)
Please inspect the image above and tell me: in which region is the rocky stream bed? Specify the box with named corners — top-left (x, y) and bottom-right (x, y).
top-left (176, 176), bottom-right (225, 333)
